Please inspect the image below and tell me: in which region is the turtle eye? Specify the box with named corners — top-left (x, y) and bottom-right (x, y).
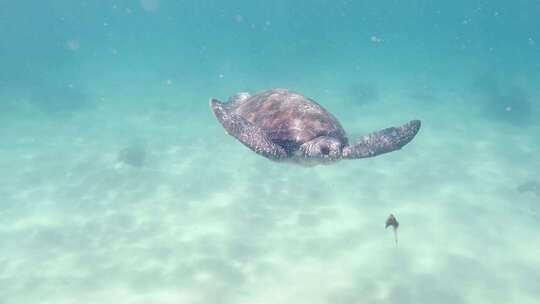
top-left (320, 146), bottom-right (330, 155)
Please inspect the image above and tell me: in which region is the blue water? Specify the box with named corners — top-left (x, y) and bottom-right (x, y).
top-left (1, 1), bottom-right (539, 303)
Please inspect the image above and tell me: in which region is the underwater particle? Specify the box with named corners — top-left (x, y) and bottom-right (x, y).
top-left (370, 36), bottom-right (383, 43)
top-left (528, 37), bottom-right (535, 45)
top-left (263, 20), bottom-right (271, 31)
top-left (493, 11), bottom-right (499, 17)
top-left (166, 79), bottom-right (172, 85)
top-left (140, 0), bottom-right (159, 12)
top-left (385, 214), bottom-right (399, 246)
top-left (474, 78), bottom-right (533, 126)
top-left (66, 39), bottom-right (79, 51)
top-left (218, 74), bottom-right (224, 79)
top-left (234, 14), bottom-right (244, 23)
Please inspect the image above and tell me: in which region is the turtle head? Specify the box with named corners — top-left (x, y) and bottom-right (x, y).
top-left (299, 136), bottom-right (343, 163)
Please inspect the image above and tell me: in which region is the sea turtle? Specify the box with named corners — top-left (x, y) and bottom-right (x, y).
top-left (210, 88), bottom-right (421, 165)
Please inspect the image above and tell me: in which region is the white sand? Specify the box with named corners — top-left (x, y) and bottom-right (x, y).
top-left (0, 84), bottom-right (539, 304)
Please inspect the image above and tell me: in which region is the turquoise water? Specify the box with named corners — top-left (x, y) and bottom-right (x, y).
top-left (1, 1), bottom-right (539, 303)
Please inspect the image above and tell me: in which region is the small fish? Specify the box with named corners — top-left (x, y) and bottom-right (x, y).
top-left (385, 214), bottom-right (399, 246)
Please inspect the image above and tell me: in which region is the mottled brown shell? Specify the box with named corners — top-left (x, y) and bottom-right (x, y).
top-left (232, 88), bottom-right (347, 153)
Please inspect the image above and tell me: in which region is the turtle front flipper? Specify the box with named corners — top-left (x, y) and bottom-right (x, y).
top-left (343, 120), bottom-right (421, 159)
top-left (210, 98), bottom-right (287, 160)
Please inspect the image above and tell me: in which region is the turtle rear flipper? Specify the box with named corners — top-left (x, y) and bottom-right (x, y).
top-left (343, 120), bottom-right (421, 159)
top-left (210, 98), bottom-right (287, 160)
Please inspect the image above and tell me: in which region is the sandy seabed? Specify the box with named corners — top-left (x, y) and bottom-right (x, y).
top-left (0, 85), bottom-right (539, 304)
